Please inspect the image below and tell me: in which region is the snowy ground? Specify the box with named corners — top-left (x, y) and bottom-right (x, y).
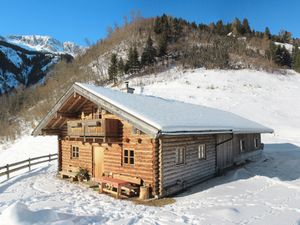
top-left (1, 68), bottom-right (300, 224)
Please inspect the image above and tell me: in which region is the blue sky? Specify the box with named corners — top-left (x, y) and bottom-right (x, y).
top-left (1, 0), bottom-right (299, 45)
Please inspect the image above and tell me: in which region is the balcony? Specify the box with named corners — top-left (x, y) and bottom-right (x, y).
top-left (67, 118), bottom-right (120, 137)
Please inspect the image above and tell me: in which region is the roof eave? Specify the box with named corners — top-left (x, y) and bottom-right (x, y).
top-left (32, 84), bottom-right (76, 136)
top-left (32, 83), bottom-right (160, 138)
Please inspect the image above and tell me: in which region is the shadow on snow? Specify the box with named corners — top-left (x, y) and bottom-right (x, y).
top-left (179, 143), bottom-right (300, 197)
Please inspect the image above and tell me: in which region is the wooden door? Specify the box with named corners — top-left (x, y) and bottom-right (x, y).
top-left (216, 134), bottom-right (234, 169)
top-left (93, 146), bottom-right (104, 178)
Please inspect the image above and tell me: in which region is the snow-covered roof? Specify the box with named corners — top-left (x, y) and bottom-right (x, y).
top-left (76, 83), bottom-right (273, 135)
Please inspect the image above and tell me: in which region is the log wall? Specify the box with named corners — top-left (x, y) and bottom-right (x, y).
top-left (61, 140), bottom-right (93, 173)
top-left (216, 133), bottom-right (261, 169)
top-left (60, 100), bottom-right (157, 195)
top-left (102, 113), bottom-right (156, 194)
top-left (160, 135), bottom-right (216, 196)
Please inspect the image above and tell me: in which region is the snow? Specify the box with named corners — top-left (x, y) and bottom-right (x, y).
top-left (0, 71), bottom-right (20, 90)
top-left (0, 46), bottom-right (23, 68)
top-left (274, 42), bottom-right (300, 53)
top-left (1, 68), bottom-right (300, 224)
top-left (0, 135), bottom-right (57, 166)
top-left (1, 144), bottom-right (300, 224)
top-left (5, 35), bottom-right (85, 57)
top-left (77, 82), bottom-right (273, 134)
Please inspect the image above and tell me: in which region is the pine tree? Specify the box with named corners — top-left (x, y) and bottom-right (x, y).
top-left (154, 14), bottom-right (170, 36)
top-left (215, 20), bottom-right (224, 35)
top-left (172, 18), bottom-right (183, 42)
top-left (154, 16), bottom-right (162, 34)
top-left (141, 36), bottom-right (157, 66)
top-left (117, 57), bottom-right (125, 76)
top-left (271, 45), bottom-right (292, 67)
top-left (172, 18), bottom-right (183, 41)
top-left (241, 18), bottom-right (251, 35)
top-left (157, 32), bottom-right (168, 57)
top-left (231, 18), bottom-right (242, 36)
top-left (264, 27), bottom-right (271, 40)
top-left (278, 30), bottom-right (292, 43)
top-left (266, 42), bottom-right (277, 61)
top-left (108, 53), bottom-right (118, 82)
top-left (292, 45), bottom-right (300, 72)
top-left (209, 22), bottom-right (216, 33)
top-left (126, 46), bottom-right (140, 74)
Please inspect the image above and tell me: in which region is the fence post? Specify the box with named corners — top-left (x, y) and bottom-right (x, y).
top-left (6, 164), bottom-right (9, 180)
top-left (28, 158), bottom-right (31, 171)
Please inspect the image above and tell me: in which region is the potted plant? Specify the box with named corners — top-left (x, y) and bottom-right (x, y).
top-left (77, 167), bottom-right (90, 182)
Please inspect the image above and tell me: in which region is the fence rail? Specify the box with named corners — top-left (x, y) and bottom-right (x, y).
top-left (0, 153), bottom-right (58, 181)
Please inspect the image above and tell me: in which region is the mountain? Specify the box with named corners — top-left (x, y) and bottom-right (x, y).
top-left (0, 35), bottom-right (85, 94)
top-left (3, 35), bottom-right (85, 56)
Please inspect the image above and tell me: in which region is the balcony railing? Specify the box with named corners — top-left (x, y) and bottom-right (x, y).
top-left (67, 118), bottom-right (120, 137)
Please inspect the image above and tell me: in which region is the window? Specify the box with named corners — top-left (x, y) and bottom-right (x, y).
top-left (71, 146), bottom-right (79, 158)
top-left (175, 147), bottom-right (185, 165)
top-left (131, 127), bottom-right (142, 135)
top-left (123, 149), bottom-right (134, 165)
top-left (132, 127), bottom-right (138, 134)
top-left (240, 140), bottom-right (246, 152)
top-left (254, 138), bottom-right (259, 149)
top-left (198, 144), bottom-right (206, 159)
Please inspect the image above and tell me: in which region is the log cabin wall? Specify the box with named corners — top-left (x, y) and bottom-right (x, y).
top-left (59, 99), bottom-right (157, 195)
top-left (101, 112), bottom-right (156, 195)
top-left (160, 135), bottom-right (216, 196)
top-left (61, 140), bottom-right (93, 173)
top-left (232, 133), bottom-right (261, 154)
top-left (216, 133), bottom-right (261, 169)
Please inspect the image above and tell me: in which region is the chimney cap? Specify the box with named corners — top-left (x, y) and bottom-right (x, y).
top-left (121, 81), bottom-right (135, 94)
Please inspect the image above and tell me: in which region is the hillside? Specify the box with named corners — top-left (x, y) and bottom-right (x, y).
top-left (1, 68), bottom-right (300, 224)
top-left (1, 15), bottom-right (300, 143)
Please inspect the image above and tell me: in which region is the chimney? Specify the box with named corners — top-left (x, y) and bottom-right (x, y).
top-left (122, 81), bottom-right (135, 94)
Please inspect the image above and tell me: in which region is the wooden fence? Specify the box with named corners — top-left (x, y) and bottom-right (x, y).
top-left (0, 153), bottom-right (58, 181)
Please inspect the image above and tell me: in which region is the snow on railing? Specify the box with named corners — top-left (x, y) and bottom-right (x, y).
top-left (0, 153), bottom-right (58, 182)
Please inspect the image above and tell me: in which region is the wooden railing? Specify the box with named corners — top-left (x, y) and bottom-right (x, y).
top-left (67, 118), bottom-right (120, 137)
top-left (67, 119), bottom-right (105, 137)
top-left (0, 153), bottom-right (58, 181)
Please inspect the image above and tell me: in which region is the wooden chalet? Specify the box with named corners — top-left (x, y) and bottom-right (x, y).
top-left (32, 82), bottom-right (273, 198)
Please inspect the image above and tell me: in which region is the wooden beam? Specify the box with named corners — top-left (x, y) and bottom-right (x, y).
top-left (75, 99), bottom-right (88, 111)
top-left (66, 96), bottom-right (82, 111)
top-left (42, 128), bottom-right (61, 135)
top-left (51, 116), bottom-right (63, 128)
top-left (56, 111), bottom-right (78, 118)
top-left (58, 118), bottom-right (67, 128)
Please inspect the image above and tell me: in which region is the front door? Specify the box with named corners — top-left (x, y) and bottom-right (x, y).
top-left (93, 146), bottom-right (104, 178)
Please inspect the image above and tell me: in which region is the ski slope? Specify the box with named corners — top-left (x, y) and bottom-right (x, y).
top-left (0, 68), bottom-right (300, 225)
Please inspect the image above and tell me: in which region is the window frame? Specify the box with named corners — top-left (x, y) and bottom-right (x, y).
top-left (175, 147), bottom-right (186, 165)
top-left (123, 149), bottom-right (135, 165)
top-left (131, 127), bottom-right (143, 135)
top-left (198, 144), bottom-right (206, 160)
top-left (240, 139), bottom-right (246, 152)
top-left (71, 146), bottom-right (79, 159)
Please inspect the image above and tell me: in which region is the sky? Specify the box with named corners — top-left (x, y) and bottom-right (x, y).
top-left (0, 0), bottom-right (299, 46)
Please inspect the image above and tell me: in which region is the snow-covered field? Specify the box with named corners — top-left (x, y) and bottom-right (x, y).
top-left (1, 68), bottom-right (300, 225)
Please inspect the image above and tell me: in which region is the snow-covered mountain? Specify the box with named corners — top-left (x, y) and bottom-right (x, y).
top-left (4, 35), bottom-right (85, 56)
top-left (0, 35), bottom-right (85, 94)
